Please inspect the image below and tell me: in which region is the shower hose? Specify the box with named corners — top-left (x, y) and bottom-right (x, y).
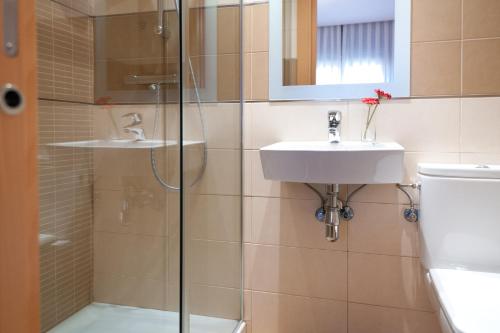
top-left (149, 0), bottom-right (208, 191)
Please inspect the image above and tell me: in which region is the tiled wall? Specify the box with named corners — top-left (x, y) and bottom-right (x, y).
top-left (36, 0), bottom-right (94, 331)
top-left (241, 1), bottom-right (500, 333)
top-left (412, 0), bottom-right (500, 96)
top-left (243, 98), bottom-right (500, 333)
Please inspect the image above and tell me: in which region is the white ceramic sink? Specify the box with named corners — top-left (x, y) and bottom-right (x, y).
top-left (260, 141), bottom-right (405, 184)
top-left (49, 139), bottom-right (204, 149)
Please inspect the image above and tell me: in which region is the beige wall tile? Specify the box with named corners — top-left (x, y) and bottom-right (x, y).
top-left (245, 53), bottom-right (252, 100)
top-left (218, 6), bottom-right (241, 54)
top-left (251, 197), bottom-right (347, 251)
top-left (190, 284), bottom-right (241, 319)
top-left (218, 54), bottom-right (241, 101)
top-left (461, 97), bottom-right (500, 153)
top-left (244, 289), bottom-right (252, 321)
top-left (187, 194), bottom-right (241, 242)
top-left (244, 197), bottom-right (252, 243)
top-left (411, 41), bottom-right (461, 96)
top-left (243, 102), bottom-right (253, 150)
top-left (94, 232), bottom-right (166, 280)
top-left (244, 5), bottom-right (252, 53)
top-left (94, 189), bottom-right (167, 236)
top-left (251, 52), bottom-right (269, 100)
top-left (412, 0), bottom-right (461, 42)
top-left (348, 303), bottom-right (441, 333)
top-left (244, 150), bottom-right (253, 196)
top-left (348, 203), bottom-right (420, 257)
top-left (252, 291), bottom-right (347, 333)
top-left (247, 244), bottom-right (347, 300)
top-left (463, 39), bottom-right (500, 96)
top-left (348, 99), bottom-right (461, 153)
top-left (250, 4), bottom-right (269, 53)
top-left (191, 239), bottom-right (242, 288)
top-left (403, 152), bottom-right (461, 183)
top-left (192, 149), bottom-right (241, 195)
top-left (249, 101), bottom-right (348, 149)
top-left (461, 153), bottom-right (500, 164)
top-left (463, 0), bottom-right (500, 39)
top-left (94, 272), bottom-right (165, 309)
top-left (199, 103), bottom-right (241, 149)
top-left (93, 150), bottom-right (160, 190)
top-left (348, 253), bottom-right (432, 311)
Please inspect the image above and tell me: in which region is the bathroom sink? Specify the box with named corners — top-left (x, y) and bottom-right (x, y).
top-left (260, 141), bottom-right (404, 184)
top-left (49, 139), bottom-right (204, 149)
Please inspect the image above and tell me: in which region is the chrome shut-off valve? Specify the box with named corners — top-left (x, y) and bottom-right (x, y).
top-left (397, 183), bottom-right (420, 223)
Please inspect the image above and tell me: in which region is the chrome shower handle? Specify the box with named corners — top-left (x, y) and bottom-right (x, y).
top-left (121, 112), bottom-right (142, 127)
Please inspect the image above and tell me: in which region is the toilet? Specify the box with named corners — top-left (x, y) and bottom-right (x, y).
top-left (419, 163), bottom-right (500, 333)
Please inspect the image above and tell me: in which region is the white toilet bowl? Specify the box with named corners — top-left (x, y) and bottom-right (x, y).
top-left (418, 164), bottom-right (500, 333)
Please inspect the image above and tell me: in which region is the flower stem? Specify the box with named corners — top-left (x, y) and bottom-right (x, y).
top-left (363, 104), bottom-right (378, 139)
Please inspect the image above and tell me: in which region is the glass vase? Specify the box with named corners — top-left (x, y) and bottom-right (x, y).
top-left (361, 113), bottom-right (377, 143)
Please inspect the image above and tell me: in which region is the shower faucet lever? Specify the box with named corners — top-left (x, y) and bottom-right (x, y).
top-left (121, 113), bottom-right (145, 141)
top-left (122, 112), bottom-right (142, 127)
top-left (124, 127), bottom-right (146, 141)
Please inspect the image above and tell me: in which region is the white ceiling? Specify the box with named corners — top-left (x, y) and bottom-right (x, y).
top-left (317, 0), bottom-right (395, 26)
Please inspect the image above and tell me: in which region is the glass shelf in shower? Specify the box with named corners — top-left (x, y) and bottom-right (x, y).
top-left (48, 139), bottom-right (204, 149)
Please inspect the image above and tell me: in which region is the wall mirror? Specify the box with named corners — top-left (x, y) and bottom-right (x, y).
top-left (269, 0), bottom-right (411, 100)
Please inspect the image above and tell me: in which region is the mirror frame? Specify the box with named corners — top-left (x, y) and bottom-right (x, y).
top-left (269, 0), bottom-right (411, 101)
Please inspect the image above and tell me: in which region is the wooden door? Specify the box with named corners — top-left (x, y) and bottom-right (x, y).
top-left (0, 0), bottom-right (40, 332)
top-left (296, 0), bottom-right (317, 85)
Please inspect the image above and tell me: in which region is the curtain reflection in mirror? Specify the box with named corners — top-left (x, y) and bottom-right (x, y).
top-left (317, 21), bottom-right (394, 85)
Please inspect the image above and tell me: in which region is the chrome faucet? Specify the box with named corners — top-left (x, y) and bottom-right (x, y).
top-left (122, 113), bottom-right (145, 141)
top-left (124, 127), bottom-right (146, 141)
top-left (328, 111), bottom-right (341, 143)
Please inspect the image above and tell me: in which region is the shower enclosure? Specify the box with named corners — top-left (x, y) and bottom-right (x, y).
top-left (36, 1), bottom-right (243, 332)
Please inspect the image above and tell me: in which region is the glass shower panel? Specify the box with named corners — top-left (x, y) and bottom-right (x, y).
top-left (36, 0), bottom-right (242, 332)
top-left (181, 1), bottom-right (243, 333)
top-left (37, 0), bottom-right (181, 332)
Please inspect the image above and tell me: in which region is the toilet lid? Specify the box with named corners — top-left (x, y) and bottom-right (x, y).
top-left (430, 269), bottom-right (500, 333)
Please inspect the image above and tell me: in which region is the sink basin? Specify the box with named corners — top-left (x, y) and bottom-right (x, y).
top-left (260, 141), bottom-right (405, 184)
top-left (49, 139), bottom-right (204, 149)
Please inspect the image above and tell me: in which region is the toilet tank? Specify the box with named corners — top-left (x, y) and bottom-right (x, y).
top-left (418, 163), bottom-right (500, 273)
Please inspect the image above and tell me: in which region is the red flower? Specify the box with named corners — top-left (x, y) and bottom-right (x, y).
top-left (375, 89), bottom-right (392, 100)
top-left (362, 98), bottom-right (379, 105)
top-left (95, 96), bottom-right (113, 110)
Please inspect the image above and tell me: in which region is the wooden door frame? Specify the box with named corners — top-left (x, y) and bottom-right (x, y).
top-left (0, 0), bottom-right (40, 332)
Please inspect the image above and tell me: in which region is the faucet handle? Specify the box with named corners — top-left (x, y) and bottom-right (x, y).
top-left (328, 110), bottom-right (341, 127)
top-left (328, 111), bottom-right (342, 143)
top-left (122, 112), bottom-right (142, 126)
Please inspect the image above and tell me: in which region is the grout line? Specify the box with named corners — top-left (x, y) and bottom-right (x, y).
top-left (460, 0), bottom-right (464, 96)
top-left (250, 290), bottom-right (435, 314)
top-left (244, 242), bottom-right (421, 259)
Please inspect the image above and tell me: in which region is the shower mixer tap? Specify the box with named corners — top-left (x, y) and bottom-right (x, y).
top-left (122, 112), bottom-right (142, 127)
top-left (122, 113), bottom-right (145, 141)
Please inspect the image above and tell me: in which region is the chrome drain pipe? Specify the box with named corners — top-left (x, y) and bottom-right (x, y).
top-left (325, 184), bottom-right (341, 242)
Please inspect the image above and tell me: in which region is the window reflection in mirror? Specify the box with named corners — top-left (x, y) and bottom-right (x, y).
top-left (282, 0), bottom-right (395, 86)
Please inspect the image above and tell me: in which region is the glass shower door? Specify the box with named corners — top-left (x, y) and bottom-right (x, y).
top-left (180, 1), bottom-right (244, 333)
top-left (36, 0), bottom-right (243, 332)
top-left (37, 1), bottom-right (181, 332)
